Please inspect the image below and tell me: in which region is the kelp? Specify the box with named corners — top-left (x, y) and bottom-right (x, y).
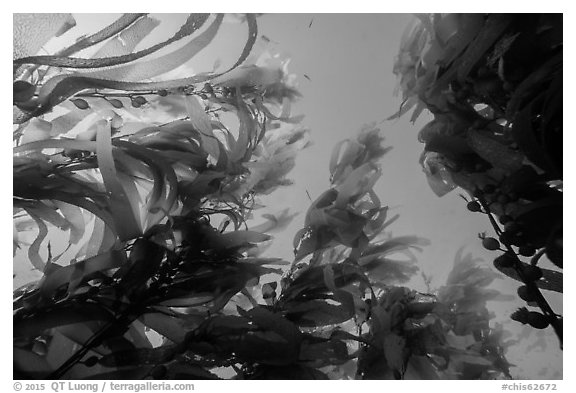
top-left (14, 13), bottom-right (512, 380)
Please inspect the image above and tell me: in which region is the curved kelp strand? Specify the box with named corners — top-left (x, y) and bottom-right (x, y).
top-left (14, 14), bottom-right (210, 69)
top-left (96, 121), bottom-right (142, 241)
top-left (54, 14), bottom-right (147, 58)
top-left (222, 13), bottom-right (258, 74)
top-left (81, 14), bottom-right (214, 80)
top-left (27, 14), bottom-right (258, 119)
top-left (113, 140), bottom-right (179, 219)
top-left (13, 14), bottom-right (146, 80)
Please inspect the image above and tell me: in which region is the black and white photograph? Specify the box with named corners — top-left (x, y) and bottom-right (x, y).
top-left (12, 10), bottom-right (563, 382)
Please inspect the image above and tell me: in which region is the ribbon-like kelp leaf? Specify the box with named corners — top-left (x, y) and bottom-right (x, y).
top-left (113, 140), bottom-right (178, 218)
top-left (303, 205), bottom-right (368, 253)
top-left (250, 209), bottom-right (298, 234)
top-left (15, 14), bottom-right (210, 72)
top-left (308, 190), bottom-right (339, 213)
top-left (362, 258), bottom-right (419, 285)
top-left (12, 12), bottom-right (327, 379)
top-left (112, 143), bottom-right (163, 216)
top-left (214, 209), bottom-right (244, 233)
top-left (18, 200), bottom-right (74, 269)
top-left (329, 140), bottom-right (353, 181)
top-left (387, 95), bottom-right (421, 121)
top-left (282, 263), bottom-right (370, 302)
top-left (305, 203), bottom-right (350, 232)
top-left (117, 171), bottom-right (146, 229)
top-left (213, 64), bottom-right (283, 89)
top-left (13, 221), bottom-right (20, 257)
top-left (19, 118), bottom-right (53, 144)
top-left (242, 257), bottom-right (291, 266)
top-left (68, 198), bottom-right (117, 258)
top-left (129, 119), bottom-right (200, 143)
top-left (139, 139), bottom-right (203, 158)
top-left (178, 171), bottom-right (226, 209)
top-left (50, 166), bottom-right (112, 217)
top-left (283, 295), bottom-right (356, 327)
top-left (22, 201), bottom-right (69, 232)
top-left (229, 99), bottom-right (254, 162)
top-left (29, 75), bottom-right (208, 121)
top-left (364, 205), bottom-right (393, 235)
top-left (220, 13), bottom-right (258, 74)
top-left (315, 209), bottom-right (367, 248)
top-left (443, 249), bottom-right (499, 287)
top-left (433, 14), bottom-right (511, 91)
top-left (24, 14), bottom-right (257, 121)
top-left (292, 226), bottom-right (336, 262)
top-left (14, 138), bottom-right (98, 155)
top-left (54, 14), bottom-right (147, 58)
top-left (362, 236), bottom-right (431, 258)
top-left (409, 101), bottom-right (427, 124)
top-left (15, 14), bottom-right (151, 66)
top-left (253, 96), bottom-right (304, 124)
top-left (53, 202), bottom-right (85, 245)
top-left (86, 14), bottom-right (214, 80)
top-left (334, 162), bottom-right (381, 209)
top-left (39, 248), bottom-right (126, 300)
top-left (93, 16), bottom-right (160, 58)
top-left (26, 212), bottom-right (49, 271)
top-left (216, 230), bottom-right (271, 250)
top-left (467, 130), bottom-right (524, 173)
top-left (49, 108), bottom-right (93, 137)
top-left (14, 179), bottom-right (111, 251)
top-left (96, 121), bottom-right (142, 241)
top-left (157, 263), bottom-right (269, 311)
top-left (185, 95), bottom-right (221, 161)
top-left (329, 140), bottom-right (364, 184)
